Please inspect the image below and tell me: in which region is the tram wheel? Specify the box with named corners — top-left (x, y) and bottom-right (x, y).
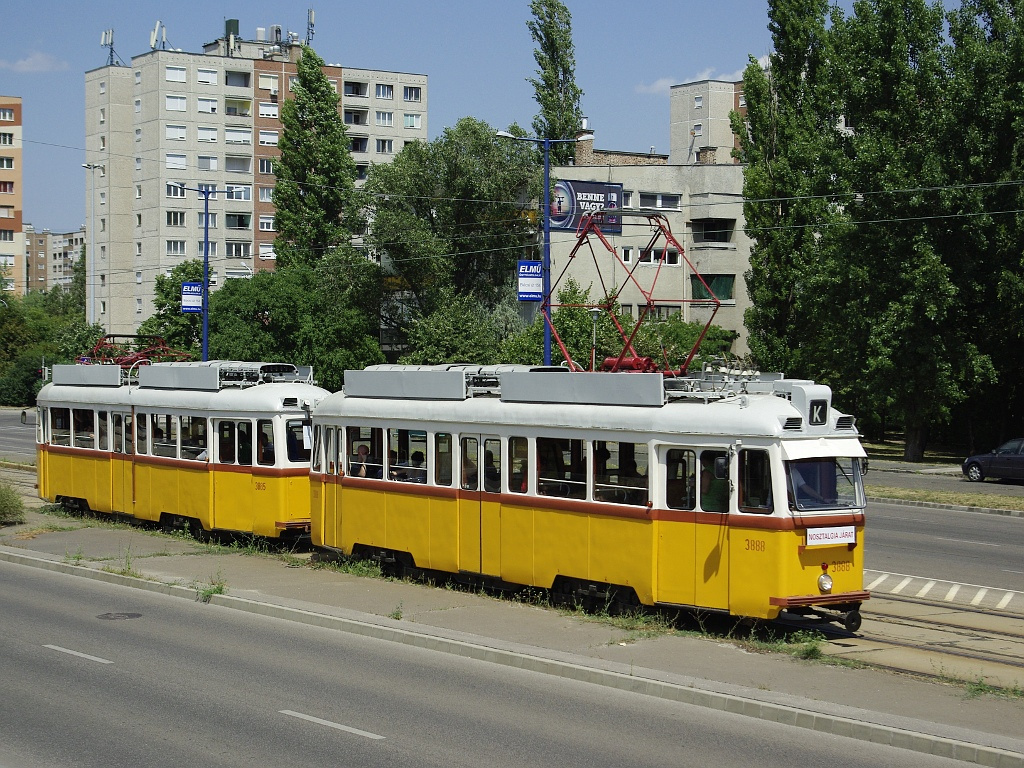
top-left (843, 610), bottom-right (862, 633)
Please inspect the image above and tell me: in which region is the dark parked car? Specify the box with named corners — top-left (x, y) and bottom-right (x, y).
top-left (962, 438), bottom-right (1024, 482)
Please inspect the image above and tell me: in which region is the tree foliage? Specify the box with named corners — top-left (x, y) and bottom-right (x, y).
top-left (527, 0), bottom-right (585, 165)
top-left (273, 45), bottom-right (361, 268)
top-left (137, 259), bottom-right (204, 355)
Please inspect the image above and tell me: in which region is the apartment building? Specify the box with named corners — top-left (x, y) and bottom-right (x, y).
top-left (0, 96), bottom-right (24, 295)
top-left (551, 79), bottom-right (752, 355)
top-left (85, 19), bottom-right (427, 333)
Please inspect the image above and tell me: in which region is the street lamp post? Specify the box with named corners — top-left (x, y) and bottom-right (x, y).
top-left (82, 163), bottom-right (104, 325)
top-left (178, 184), bottom-right (225, 361)
top-left (496, 131), bottom-right (592, 366)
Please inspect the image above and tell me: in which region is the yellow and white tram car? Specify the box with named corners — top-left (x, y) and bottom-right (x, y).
top-left (36, 361), bottom-right (330, 539)
top-left (310, 365), bottom-right (869, 629)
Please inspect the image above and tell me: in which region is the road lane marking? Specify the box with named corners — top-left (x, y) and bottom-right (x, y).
top-left (890, 576), bottom-right (914, 594)
top-left (944, 584), bottom-right (960, 601)
top-left (935, 537), bottom-right (1000, 547)
top-left (915, 580), bottom-right (936, 598)
top-left (970, 588), bottom-right (989, 606)
top-left (996, 592), bottom-right (1014, 610)
top-left (44, 645), bottom-right (113, 664)
top-left (279, 710), bottom-right (385, 740)
top-left (866, 574), bottom-right (889, 590)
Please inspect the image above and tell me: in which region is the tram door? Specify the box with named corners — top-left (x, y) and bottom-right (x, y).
top-left (458, 435), bottom-right (502, 576)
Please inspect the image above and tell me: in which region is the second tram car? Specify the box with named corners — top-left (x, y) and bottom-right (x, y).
top-left (36, 361), bottom-right (330, 539)
top-left (310, 365), bottom-right (869, 629)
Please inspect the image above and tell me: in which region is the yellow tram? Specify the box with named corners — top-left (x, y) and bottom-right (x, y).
top-left (36, 361), bottom-right (330, 539)
top-left (310, 365), bottom-right (869, 629)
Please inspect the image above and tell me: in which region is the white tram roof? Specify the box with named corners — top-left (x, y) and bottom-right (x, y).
top-left (38, 361), bottom-right (329, 414)
top-left (315, 365), bottom-right (865, 455)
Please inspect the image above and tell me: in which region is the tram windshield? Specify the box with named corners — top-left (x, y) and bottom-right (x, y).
top-left (785, 457), bottom-right (864, 511)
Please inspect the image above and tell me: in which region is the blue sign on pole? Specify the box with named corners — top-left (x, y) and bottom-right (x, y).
top-left (517, 260), bottom-right (543, 301)
top-left (181, 282), bottom-right (203, 314)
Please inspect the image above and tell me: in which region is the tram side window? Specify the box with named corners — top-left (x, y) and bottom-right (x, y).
top-left (700, 450), bottom-right (729, 513)
top-left (123, 414), bottom-right (133, 454)
top-left (665, 448), bottom-right (697, 510)
top-left (323, 427), bottom-right (334, 474)
top-left (113, 414), bottom-right (123, 454)
top-left (483, 438), bottom-right (501, 493)
top-left (97, 411), bottom-right (109, 451)
top-left (739, 449), bottom-right (773, 513)
top-left (509, 436), bottom-right (528, 493)
top-left (537, 436), bottom-right (586, 499)
top-left (73, 408), bottom-right (95, 448)
top-left (285, 419), bottom-right (311, 463)
top-left (348, 426), bottom-right (383, 478)
top-left (257, 419), bottom-right (276, 466)
top-left (388, 428), bottom-right (427, 482)
top-left (51, 407), bottom-right (71, 446)
top-left (237, 421), bottom-right (253, 466)
top-left (593, 440), bottom-right (648, 505)
top-left (136, 413), bottom-right (148, 454)
top-left (152, 413), bottom-right (177, 458)
top-left (461, 437), bottom-right (479, 491)
top-left (435, 433), bottom-right (453, 486)
top-left (180, 415), bottom-right (208, 460)
top-left (217, 420), bottom-right (236, 463)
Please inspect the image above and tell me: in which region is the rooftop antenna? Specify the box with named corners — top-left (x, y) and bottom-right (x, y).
top-left (149, 20), bottom-right (169, 50)
top-left (100, 29), bottom-right (116, 66)
top-left (306, 8), bottom-right (315, 46)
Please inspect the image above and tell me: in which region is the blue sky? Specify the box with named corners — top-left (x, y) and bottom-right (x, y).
top-left (2, 0), bottom-right (776, 233)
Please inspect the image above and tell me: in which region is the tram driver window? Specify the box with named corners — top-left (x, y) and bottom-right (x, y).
top-left (665, 449), bottom-right (697, 510)
top-left (51, 407), bottom-right (71, 446)
top-left (536, 436), bottom-right (586, 499)
top-left (700, 450), bottom-right (729, 513)
top-left (593, 440), bottom-right (648, 505)
top-left (739, 449), bottom-right (773, 513)
top-left (286, 419), bottom-right (311, 463)
top-left (348, 426), bottom-right (382, 478)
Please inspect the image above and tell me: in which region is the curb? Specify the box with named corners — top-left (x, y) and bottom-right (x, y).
top-left (868, 496), bottom-right (1024, 518)
top-left (1, 545), bottom-right (1021, 767)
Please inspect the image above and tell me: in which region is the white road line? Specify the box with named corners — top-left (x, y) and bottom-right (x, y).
top-left (44, 645), bottom-right (113, 664)
top-left (970, 588), bottom-right (989, 606)
top-left (890, 576), bottom-right (914, 594)
top-left (866, 574), bottom-right (889, 590)
top-left (915, 580), bottom-right (936, 598)
top-left (279, 710), bottom-right (385, 740)
top-left (944, 584), bottom-right (960, 601)
top-left (936, 537), bottom-right (1000, 547)
top-left (996, 592), bottom-right (1015, 610)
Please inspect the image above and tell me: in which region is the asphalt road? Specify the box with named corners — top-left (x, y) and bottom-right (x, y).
top-left (0, 407), bottom-right (35, 465)
top-left (868, 467), bottom-right (1024, 499)
top-left (0, 562), bottom-right (971, 768)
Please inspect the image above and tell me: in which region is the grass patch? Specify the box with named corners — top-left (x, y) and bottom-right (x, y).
top-left (309, 552), bottom-right (385, 579)
top-left (101, 544), bottom-right (143, 579)
top-left (865, 484), bottom-right (1024, 512)
top-left (193, 570), bottom-right (227, 602)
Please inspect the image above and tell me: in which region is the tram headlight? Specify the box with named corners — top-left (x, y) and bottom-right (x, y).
top-left (818, 563), bottom-right (833, 594)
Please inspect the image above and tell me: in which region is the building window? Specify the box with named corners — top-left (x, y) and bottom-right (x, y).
top-left (344, 110), bottom-right (366, 125)
top-left (226, 241), bottom-right (251, 258)
top-left (258, 73), bottom-right (279, 91)
top-left (258, 102), bottom-right (279, 118)
top-left (101, 301), bottom-right (107, 315)
top-left (692, 123), bottom-right (703, 137)
top-left (258, 130), bottom-right (279, 146)
top-left (403, 86), bottom-right (421, 102)
top-left (375, 111), bottom-right (393, 127)
top-left (136, 242), bottom-right (142, 256)
top-left (135, 271), bottom-right (142, 284)
top-left (259, 242), bottom-right (276, 260)
top-left (166, 240), bottom-right (186, 256)
top-left (375, 83), bottom-right (393, 99)
top-left (99, 218), bottom-right (106, 231)
top-left (258, 158), bottom-right (274, 175)
top-left (165, 95), bottom-right (186, 112)
top-left (0, 157), bottom-right (13, 169)
top-left (351, 137), bottom-right (368, 153)
top-left (0, 133), bottom-right (12, 145)
top-left (135, 71), bottom-right (141, 84)
top-left (165, 66), bottom-right (186, 82)
top-left (224, 185), bottom-right (251, 201)
top-left (344, 81), bottom-right (367, 97)
top-left (198, 155), bottom-right (218, 171)
top-left (259, 186), bottom-right (274, 202)
top-left (0, 109), bottom-right (14, 121)
top-left (0, 181), bottom-right (14, 194)
top-left (225, 213), bottom-right (251, 230)
top-left (638, 192), bottom-right (680, 210)
top-left (198, 212), bottom-right (217, 229)
top-left (691, 274), bottom-right (735, 301)
top-left (198, 97), bottom-right (218, 114)
top-left (166, 183), bottom-right (186, 198)
top-left (135, 157), bottom-right (142, 170)
top-left (99, 192), bottom-right (106, 206)
top-left (98, 108), bottom-right (105, 124)
top-left (197, 68), bottom-right (217, 85)
top-left (224, 98), bottom-right (250, 117)
top-left (403, 113), bottom-right (421, 129)
top-left (225, 127), bottom-right (251, 144)
top-left (376, 139), bottom-right (393, 154)
top-left (165, 153), bottom-right (186, 170)
top-left (225, 71), bottom-right (250, 88)
top-left (165, 124), bottom-right (186, 141)
top-left (197, 126), bottom-right (218, 143)
top-left (694, 95), bottom-right (703, 108)
top-left (355, 164), bottom-right (368, 181)
top-left (0, 230), bottom-right (13, 242)
top-left (259, 215), bottom-right (275, 231)
top-left (134, 99), bottom-right (141, 113)
top-left (135, 185), bottom-right (142, 199)
top-left (691, 218), bottom-right (735, 244)
top-left (136, 215), bottom-right (142, 228)
top-left (135, 128), bottom-right (142, 143)
top-left (225, 155), bottom-right (251, 173)
top-left (197, 241), bottom-right (218, 257)
top-left (738, 94), bottom-right (747, 107)
top-left (197, 183), bottom-right (217, 199)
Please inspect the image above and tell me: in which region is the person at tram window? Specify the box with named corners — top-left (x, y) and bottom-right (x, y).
top-left (483, 449), bottom-right (500, 492)
top-left (461, 457), bottom-right (478, 490)
top-left (700, 453), bottom-right (729, 512)
top-left (789, 464), bottom-right (828, 506)
top-left (619, 458), bottom-right (644, 485)
top-left (257, 431), bottom-right (275, 465)
top-left (351, 444), bottom-right (381, 478)
top-left (407, 451), bottom-right (426, 483)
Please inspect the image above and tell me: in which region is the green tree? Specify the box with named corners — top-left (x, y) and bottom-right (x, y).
top-left (527, 0), bottom-right (585, 164)
top-left (273, 45), bottom-right (361, 268)
top-left (137, 260), bottom-right (204, 354)
top-left (364, 117), bottom-right (542, 342)
top-left (398, 290), bottom-right (503, 366)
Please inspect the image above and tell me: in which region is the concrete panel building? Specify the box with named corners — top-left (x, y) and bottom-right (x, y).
top-left (85, 18), bottom-right (427, 333)
top-left (0, 96), bottom-right (24, 295)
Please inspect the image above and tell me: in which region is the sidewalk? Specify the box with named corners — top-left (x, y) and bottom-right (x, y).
top-left (2, 469), bottom-right (1023, 766)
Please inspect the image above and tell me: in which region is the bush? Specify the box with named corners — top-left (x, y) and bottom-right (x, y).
top-left (0, 481), bottom-right (25, 525)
